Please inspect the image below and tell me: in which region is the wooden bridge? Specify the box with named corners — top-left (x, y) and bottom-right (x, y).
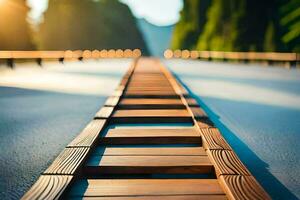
top-left (21, 58), bottom-right (270, 200)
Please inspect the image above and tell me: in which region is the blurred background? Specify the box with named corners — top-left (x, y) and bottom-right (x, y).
top-left (0, 0), bottom-right (299, 56)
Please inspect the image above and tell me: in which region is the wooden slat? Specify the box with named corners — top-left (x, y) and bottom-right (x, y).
top-left (85, 155), bottom-right (213, 174)
top-left (69, 195), bottom-right (227, 200)
top-left (113, 109), bottom-right (190, 117)
top-left (104, 96), bottom-right (120, 107)
top-left (118, 98), bottom-right (185, 109)
top-left (125, 90), bottom-right (178, 96)
top-left (120, 98), bottom-right (183, 105)
top-left (128, 82), bottom-right (173, 87)
top-left (126, 89), bottom-right (175, 93)
top-left (200, 128), bottom-right (232, 150)
top-left (207, 150), bottom-right (250, 176)
top-left (44, 147), bottom-right (89, 175)
top-left (219, 175), bottom-right (271, 200)
top-left (107, 128), bottom-right (199, 137)
top-left (190, 107), bottom-right (208, 119)
top-left (185, 97), bottom-right (199, 107)
top-left (101, 128), bottom-right (201, 144)
top-left (111, 109), bottom-right (193, 123)
top-left (93, 147), bottom-right (207, 156)
top-left (197, 120), bottom-right (215, 128)
top-left (21, 175), bottom-right (73, 200)
top-left (68, 179), bottom-right (225, 197)
top-left (68, 120), bottom-right (106, 147)
top-left (94, 107), bottom-right (114, 119)
top-left (124, 94), bottom-right (181, 99)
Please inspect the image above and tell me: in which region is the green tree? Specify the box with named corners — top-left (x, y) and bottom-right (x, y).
top-left (0, 0), bottom-right (34, 50)
top-left (280, 0), bottom-right (300, 52)
top-left (38, 0), bottom-right (148, 54)
top-left (171, 0), bottom-right (297, 52)
top-left (171, 0), bottom-right (211, 50)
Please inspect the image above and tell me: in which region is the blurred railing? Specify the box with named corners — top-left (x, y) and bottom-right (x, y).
top-left (0, 49), bottom-right (142, 68)
top-left (164, 49), bottom-right (300, 68)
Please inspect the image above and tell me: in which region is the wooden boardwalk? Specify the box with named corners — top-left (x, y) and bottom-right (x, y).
top-left (22, 58), bottom-right (270, 200)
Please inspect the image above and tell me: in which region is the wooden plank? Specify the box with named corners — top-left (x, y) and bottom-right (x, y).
top-left (93, 147), bottom-right (207, 156)
top-left (68, 120), bottom-right (106, 147)
top-left (126, 89), bottom-right (175, 92)
top-left (207, 150), bottom-right (250, 176)
top-left (126, 86), bottom-right (174, 90)
top-left (185, 97), bottom-right (199, 107)
top-left (113, 109), bottom-right (190, 117)
top-left (200, 128), bottom-right (232, 150)
top-left (118, 98), bottom-right (185, 109)
top-left (85, 155), bottom-right (214, 174)
top-left (219, 175), bottom-right (271, 200)
top-left (190, 107), bottom-right (208, 119)
top-left (101, 128), bottom-right (201, 145)
top-left (128, 82), bottom-right (173, 86)
top-left (197, 119), bottom-right (215, 128)
top-left (21, 175), bottom-right (73, 200)
top-left (44, 147), bottom-right (89, 175)
top-left (94, 107), bottom-right (114, 119)
top-left (111, 109), bottom-right (193, 123)
top-left (107, 128), bottom-right (199, 137)
top-left (68, 179), bottom-right (225, 197)
top-left (125, 90), bottom-right (178, 96)
top-left (123, 93), bottom-right (181, 99)
top-left (104, 96), bottom-right (120, 107)
top-left (69, 195), bottom-right (227, 200)
top-left (120, 98), bottom-right (183, 105)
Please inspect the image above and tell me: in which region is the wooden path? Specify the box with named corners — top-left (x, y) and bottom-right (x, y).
top-left (22, 58), bottom-right (270, 200)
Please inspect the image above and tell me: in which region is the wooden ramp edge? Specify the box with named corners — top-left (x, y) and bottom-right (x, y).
top-left (22, 58), bottom-right (271, 200)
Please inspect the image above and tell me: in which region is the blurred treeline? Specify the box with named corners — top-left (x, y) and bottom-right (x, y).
top-left (0, 0), bottom-right (34, 50)
top-left (171, 0), bottom-right (300, 52)
top-left (0, 0), bottom-right (149, 54)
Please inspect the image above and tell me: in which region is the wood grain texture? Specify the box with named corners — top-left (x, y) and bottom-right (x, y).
top-left (123, 94), bottom-right (181, 99)
top-left (189, 107), bottom-right (208, 119)
top-left (120, 98), bottom-right (183, 105)
top-left (85, 155), bottom-right (213, 174)
top-left (125, 90), bottom-right (178, 96)
top-left (113, 109), bottom-right (190, 117)
top-left (44, 147), bottom-right (89, 175)
top-left (196, 119), bottom-right (215, 128)
top-left (21, 175), bottom-right (72, 200)
top-left (107, 128), bottom-right (200, 137)
top-left (119, 98), bottom-right (185, 109)
top-left (94, 107), bottom-right (114, 119)
top-left (68, 179), bottom-right (225, 197)
top-left (69, 195), bottom-right (227, 200)
top-left (68, 120), bottom-right (106, 147)
top-left (220, 175), bottom-right (271, 200)
top-left (93, 147), bottom-right (206, 156)
top-left (111, 109), bottom-right (193, 123)
top-left (101, 128), bottom-right (201, 145)
top-left (208, 150), bottom-right (250, 176)
top-left (200, 128), bottom-right (232, 150)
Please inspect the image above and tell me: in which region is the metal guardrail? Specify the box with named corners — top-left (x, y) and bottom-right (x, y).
top-left (164, 50), bottom-right (300, 68)
top-left (0, 49), bottom-right (142, 68)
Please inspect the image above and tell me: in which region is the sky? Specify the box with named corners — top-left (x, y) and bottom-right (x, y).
top-left (26, 0), bottom-right (183, 26)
